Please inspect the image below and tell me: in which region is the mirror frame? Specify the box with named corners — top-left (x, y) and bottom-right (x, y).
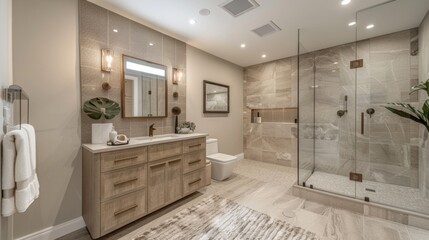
top-left (121, 55), bottom-right (168, 118)
top-left (203, 80), bottom-right (230, 114)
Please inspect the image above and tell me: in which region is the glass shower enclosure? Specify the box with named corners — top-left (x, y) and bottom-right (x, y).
top-left (298, 0), bottom-right (429, 215)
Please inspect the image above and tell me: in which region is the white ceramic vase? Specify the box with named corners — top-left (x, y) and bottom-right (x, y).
top-left (92, 123), bottom-right (113, 144)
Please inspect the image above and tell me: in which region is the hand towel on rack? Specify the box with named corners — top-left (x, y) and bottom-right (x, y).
top-left (18, 124), bottom-right (39, 211)
top-left (2, 127), bottom-right (40, 216)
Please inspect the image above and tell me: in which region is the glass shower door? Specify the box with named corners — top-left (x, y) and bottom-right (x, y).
top-left (298, 27), bottom-right (359, 199)
top-left (355, 4), bottom-right (429, 214)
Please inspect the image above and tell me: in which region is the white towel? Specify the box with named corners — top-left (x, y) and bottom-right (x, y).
top-left (2, 125), bottom-right (39, 216)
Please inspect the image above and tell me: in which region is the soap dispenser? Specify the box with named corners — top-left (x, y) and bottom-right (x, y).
top-left (109, 126), bottom-right (117, 142)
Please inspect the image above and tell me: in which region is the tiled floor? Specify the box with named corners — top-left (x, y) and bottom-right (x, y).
top-left (306, 171), bottom-right (429, 215)
top-left (59, 159), bottom-right (429, 240)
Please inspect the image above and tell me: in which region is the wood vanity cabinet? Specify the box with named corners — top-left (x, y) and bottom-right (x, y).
top-left (82, 137), bottom-right (206, 239)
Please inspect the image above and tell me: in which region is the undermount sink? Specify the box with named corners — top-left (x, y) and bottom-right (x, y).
top-left (133, 134), bottom-right (181, 142)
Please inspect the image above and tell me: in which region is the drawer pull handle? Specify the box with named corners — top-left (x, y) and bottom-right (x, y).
top-left (189, 144), bottom-right (201, 148)
top-left (150, 162), bottom-right (166, 168)
top-left (188, 178), bottom-right (201, 185)
top-left (188, 159), bottom-right (201, 165)
top-left (114, 156), bottom-right (138, 163)
top-left (113, 177), bottom-right (138, 187)
top-left (114, 204), bottom-right (138, 216)
top-left (169, 158), bottom-right (182, 163)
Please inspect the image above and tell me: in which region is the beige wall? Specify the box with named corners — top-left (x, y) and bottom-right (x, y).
top-left (12, 0), bottom-right (81, 238)
top-left (0, 0), bottom-right (13, 238)
top-left (186, 46), bottom-right (243, 155)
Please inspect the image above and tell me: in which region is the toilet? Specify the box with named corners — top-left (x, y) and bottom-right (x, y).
top-left (206, 138), bottom-right (237, 181)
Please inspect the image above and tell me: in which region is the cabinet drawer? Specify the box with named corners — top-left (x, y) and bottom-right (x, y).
top-left (101, 164), bottom-right (147, 201)
top-left (148, 141), bottom-right (183, 161)
top-left (100, 189), bottom-right (146, 234)
top-left (183, 150), bottom-right (206, 174)
top-left (101, 147), bottom-right (147, 172)
top-left (183, 168), bottom-right (205, 196)
top-left (183, 138), bottom-right (206, 153)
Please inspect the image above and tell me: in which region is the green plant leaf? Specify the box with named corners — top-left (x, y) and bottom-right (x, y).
top-left (410, 79), bottom-right (429, 97)
top-left (83, 97), bottom-right (120, 120)
top-left (384, 106), bottom-right (425, 125)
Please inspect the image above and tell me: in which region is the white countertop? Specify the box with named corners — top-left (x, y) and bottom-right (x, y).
top-left (82, 133), bottom-right (209, 154)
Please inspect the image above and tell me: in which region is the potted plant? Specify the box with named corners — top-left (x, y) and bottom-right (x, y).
top-left (177, 121), bottom-right (196, 134)
top-left (83, 97), bottom-right (120, 144)
top-left (384, 79), bottom-right (429, 145)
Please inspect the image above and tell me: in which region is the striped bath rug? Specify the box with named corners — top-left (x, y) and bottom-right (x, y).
top-left (133, 195), bottom-right (319, 240)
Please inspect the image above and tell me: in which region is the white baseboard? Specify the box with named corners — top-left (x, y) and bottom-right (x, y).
top-left (16, 216), bottom-right (85, 240)
top-left (235, 153), bottom-right (244, 160)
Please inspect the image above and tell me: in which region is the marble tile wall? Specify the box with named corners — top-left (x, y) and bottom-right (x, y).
top-left (243, 57), bottom-right (298, 167)
top-left (79, 0), bottom-right (186, 143)
top-left (419, 11), bottom-right (429, 199)
top-left (298, 29), bottom-right (422, 188)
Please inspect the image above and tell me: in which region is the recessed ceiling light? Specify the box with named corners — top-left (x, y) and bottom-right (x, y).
top-left (113, 29), bottom-right (118, 33)
top-left (366, 24), bottom-right (374, 29)
top-left (261, 54), bottom-right (267, 58)
top-left (199, 9), bottom-right (211, 16)
top-left (332, 70), bottom-right (337, 72)
top-left (214, 91), bottom-right (217, 93)
top-left (348, 21), bottom-right (356, 26)
top-left (334, 62), bottom-right (338, 65)
top-left (149, 42), bottom-right (154, 46)
top-left (189, 19), bottom-right (197, 25)
top-left (341, 0), bottom-right (351, 5)
top-left (240, 43), bottom-right (246, 48)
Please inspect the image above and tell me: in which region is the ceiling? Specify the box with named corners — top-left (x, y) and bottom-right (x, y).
top-left (89, 0), bottom-right (429, 67)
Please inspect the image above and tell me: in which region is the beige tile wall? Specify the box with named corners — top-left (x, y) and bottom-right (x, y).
top-left (79, 0), bottom-right (186, 143)
top-left (243, 57), bottom-right (298, 167)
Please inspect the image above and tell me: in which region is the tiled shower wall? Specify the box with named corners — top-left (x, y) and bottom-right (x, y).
top-left (243, 57), bottom-right (298, 167)
top-left (299, 29), bottom-right (422, 188)
top-left (419, 11), bottom-right (429, 199)
top-left (79, 0), bottom-right (186, 143)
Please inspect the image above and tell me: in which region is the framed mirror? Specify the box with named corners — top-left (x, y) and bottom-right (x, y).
top-left (203, 80), bottom-right (230, 113)
top-left (122, 55), bottom-right (167, 118)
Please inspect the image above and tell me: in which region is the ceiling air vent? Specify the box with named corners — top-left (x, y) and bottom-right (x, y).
top-left (252, 21), bottom-right (282, 37)
top-left (220, 0), bottom-right (260, 17)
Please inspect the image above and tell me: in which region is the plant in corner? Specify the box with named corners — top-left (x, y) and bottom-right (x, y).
top-left (83, 97), bottom-right (120, 144)
top-left (177, 121), bottom-right (196, 134)
top-left (384, 79), bottom-right (429, 143)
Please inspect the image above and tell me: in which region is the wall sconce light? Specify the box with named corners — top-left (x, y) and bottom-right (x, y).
top-left (101, 49), bottom-right (113, 72)
top-left (172, 68), bottom-right (183, 85)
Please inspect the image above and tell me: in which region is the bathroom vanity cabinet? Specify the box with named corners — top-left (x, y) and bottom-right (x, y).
top-left (82, 134), bottom-right (207, 239)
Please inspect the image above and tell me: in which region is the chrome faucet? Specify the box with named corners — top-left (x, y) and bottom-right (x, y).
top-left (149, 123), bottom-right (156, 137)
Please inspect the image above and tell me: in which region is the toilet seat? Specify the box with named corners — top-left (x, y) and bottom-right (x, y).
top-left (207, 153), bottom-right (237, 163)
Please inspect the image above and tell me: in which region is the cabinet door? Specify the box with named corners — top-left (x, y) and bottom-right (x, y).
top-left (166, 158), bottom-right (183, 203)
top-left (148, 161), bottom-right (167, 212)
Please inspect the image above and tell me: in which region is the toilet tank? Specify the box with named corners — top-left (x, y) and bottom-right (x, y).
top-left (206, 138), bottom-right (218, 156)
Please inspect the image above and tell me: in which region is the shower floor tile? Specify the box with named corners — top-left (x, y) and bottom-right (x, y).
top-left (305, 171), bottom-right (429, 215)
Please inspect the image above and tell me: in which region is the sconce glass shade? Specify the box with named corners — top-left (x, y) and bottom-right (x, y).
top-left (173, 68), bottom-right (183, 85)
top-left (101, 49), bottom-right (113, 72)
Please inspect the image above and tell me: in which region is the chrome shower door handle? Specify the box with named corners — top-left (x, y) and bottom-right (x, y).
top-left (361, 112), bottom-right (364, 135)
